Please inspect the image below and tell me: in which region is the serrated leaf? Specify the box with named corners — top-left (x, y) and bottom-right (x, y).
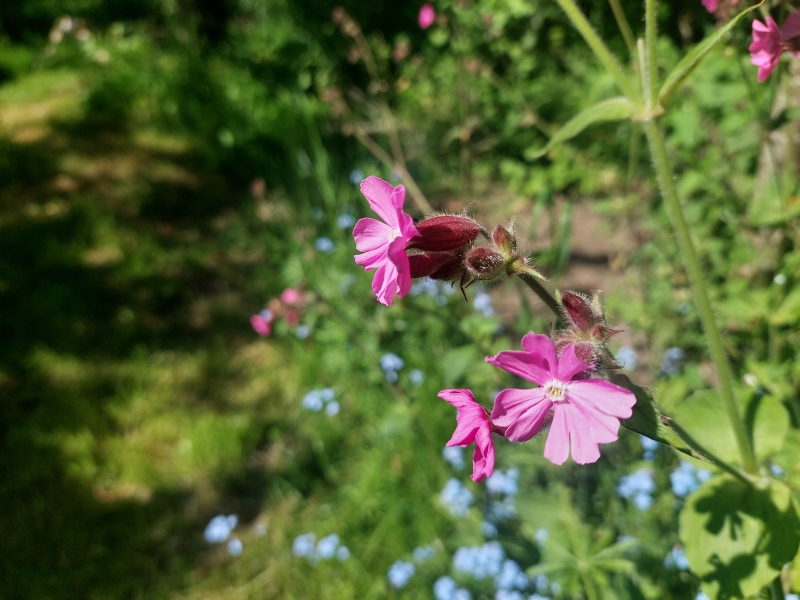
top-left (680, 475), bottom-right (800, 598)
top-left (612, 375), bottom-right (712, 462)
top-left (529, 97), bottom-right (635, 158)
top-left (658, 1), bottom-right (764, 106)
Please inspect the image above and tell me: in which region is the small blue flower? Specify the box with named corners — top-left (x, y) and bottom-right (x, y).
top-left (380, 353), bottom-right (405, 372)
top-left (320, 387), bottom-right (335, 402)
top-left (385, 370), bottom-right (398, 384)
top-left (495, 559), bottom-right (528, 590)
top-left (316, 533), bottom-right (340, 559)
top-left (528, 595), bottom-right (551, 600)
top-left (409, 369), bottom-right (425, 385)
top-left (454, 591), bottom-right (471, 600)
top-left (325, 400), bottom-right (340, 416)
top-left (677, 302), bottom-right (692, 314)
top-left (534, 529), bottom-right (548, 544)
top-left (695, 592), bottom-right (711, 600)
top-left (453, 542), bottom-right (505, 580)
top-left (410, 278), bottom-right (439, 296)
top-left (615, 346), bottom-right (637, 371)
top-left (670, 461), bottom-right (712, 497)
top-left (204, 514), bottom-right (237, 544)
top-left (440, 478), bottom-right (473, 518)
top-left (315, 237), bottom-right (335, 253)
top-left (295, 324), bottom-right (311, 340)
top-left (442, 446), bottom-right (465, 470)
top-left (660, 346), bottom-right (686, 377)
top-left (481, 521), bottom-right (498, 538)
top-left (413, 545), bottom-right (436, 563)
top-left (337, 214), bottom-right (356, 229)
top-left (664, 546), bottom-right (689, 570)
top-left (259, 308), bottom-right (274, 321)
top-left (640, 435), bottom-right (659, 461)
top-left (433, 576), bottom-right (458, 600)
top-left (617, 469), bottom-right (655, 511)
top-left (488, 498), bottom-right (517, 522)
top-left (486, 468), bottom-right (519, 497)
top-left (349, 169), bottom-right (364, 185)
top-left (387, 560), bottom-right (415, 589)
top-left (771, 464), bottom-right (784, 477)
top-left (534, 574), bottom-right (549, 592)
top-left (495, 591), bottom-right (524, 600)
top-left (785, 594), bottom-right (799, 600)
top-left (473, 291), bottom-right (495, 317)
top-left (227, 537), bottom-right (243, 556)
top-left (292, 532), bottom-right (316, 557)
top-left (336, 545), bottom-right (351, 561)
top-left (302, 390), bottom-right (323, 412)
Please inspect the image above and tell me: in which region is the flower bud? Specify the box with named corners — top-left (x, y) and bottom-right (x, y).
top-left (492, 225), bottom-right (516, 255)
top-left (561, 291), bottom-right (599, 332)
top-left (407, 215), bottom-right (483, 252)
top-left (465, 247), bottom-right (505, 281)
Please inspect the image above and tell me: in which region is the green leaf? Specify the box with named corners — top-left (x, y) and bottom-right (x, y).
top-left (680, 475), bottom-right (800, 598)
top-left (612, 375), bottom-right (712, 462)
top-left (746, 393), bottom-right (789, 461)
top-left (440, 345), bottom-right (477, 387)
top-left (658, 1), bottom-right (764, 106)
top-left (528, 97), bottom-right (635, 158)
top-left (771, 286), bottom-right (800, 326)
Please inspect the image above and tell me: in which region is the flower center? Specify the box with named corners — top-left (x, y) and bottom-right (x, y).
top-left (543, 380), bottom-right (568, 402)
top-left (387, 228), bottom-right (402, 243)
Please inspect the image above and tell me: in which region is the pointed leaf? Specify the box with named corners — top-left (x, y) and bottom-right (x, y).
top-left (680, 475), bottom-right (800, 598)
top-left (658, 1), bottom-right (764, 106)
top-left (529, 97), bottom-right (635, 158)
top-left (612, 374), bottom-right (712, 462)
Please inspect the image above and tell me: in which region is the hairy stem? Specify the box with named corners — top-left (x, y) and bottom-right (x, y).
top-left (642, 119), bottom-right (758, 475)
top-left (607, 0), bottom-right (636, 58)
top-left (517, 272), bottom-right (562, 318)
top-left (553, 0), bottom-right (639, 102)
top-left (645, 0), bottom-right (659, 108)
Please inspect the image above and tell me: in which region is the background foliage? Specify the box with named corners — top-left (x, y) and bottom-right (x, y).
top-left (1, 0), bottom-right (798, 598)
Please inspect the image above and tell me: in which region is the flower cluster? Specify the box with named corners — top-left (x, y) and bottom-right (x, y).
top-left (292, 532), bottom-right (351, 562)
top-left (440, 333), bottom-right (637, 480)
top-left (301, 387), bottom-right (340, 416)
top-left (353, 176), bottom-right (541, 305)
top-left (250, 288), bottom-right (306, 337)
top-left (203, 514), bottom-right (243, 556)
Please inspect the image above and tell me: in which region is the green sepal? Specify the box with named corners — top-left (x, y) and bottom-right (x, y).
top-left (612, 374), bottom-right (712, 462)
top-left (528, 97), bottom-right (635, 159)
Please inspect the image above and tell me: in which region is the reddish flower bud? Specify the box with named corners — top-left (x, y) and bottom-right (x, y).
top-left (408, 251), bottom-right (466, 281)
top-left (406, 215), bottom-right (483, 252)
top-left (465, 247), bottom-right (505, 280)
top-left (492, 225), bottom-right (516, 255)
top-left (561, 291), bottom-right (598, 332)
top-left (430, 254), bottom-right (467, 281)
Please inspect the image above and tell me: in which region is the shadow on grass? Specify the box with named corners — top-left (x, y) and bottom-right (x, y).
top-left (0, 120), bottom-right (294, 598)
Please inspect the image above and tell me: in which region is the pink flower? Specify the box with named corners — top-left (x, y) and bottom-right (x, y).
top-left (281, 288), bottom-right (300, 305)
top-left (486, 333), bottom-right (636, 465)
top-left (439, 389), bottom-right (495, 482)
top-left (250, 310), bottom-right (274, 336)
top-left (750, 13), bottom-right (800, 83)
top-left (353, 176), bottom-right (420, 306)
top-left (418, 4), bottom-right (435, 29)
top-left (702, 0), bottom-right (718, 13)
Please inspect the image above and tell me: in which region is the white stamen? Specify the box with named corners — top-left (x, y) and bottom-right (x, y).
top-left (544, 380), bottom-right (568, 402)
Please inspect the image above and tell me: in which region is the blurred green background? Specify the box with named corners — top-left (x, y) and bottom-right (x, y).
top-left (2, 0), bottom-right (799, 598)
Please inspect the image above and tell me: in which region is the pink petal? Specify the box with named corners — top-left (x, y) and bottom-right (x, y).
top-left (557, 344), bottom-right (591, 381)
top-left (418, 4), bottom-right (435, 29)
top-left (560, 403), bottom-right (602, 464)
top-left (353, 217), bottom-right (392, 253)
top-left (702, 0), bottom-right (718, 13)
top-left (471, 426), bottom-right (496, 482)
top-left (371, 261), bottom-right (398, 306)
top-left (486, 333), bottom-right (555, 385)
top-left (543, 407), bottom-right (570, 465)
top-left (491, 388), bottom-right (551, 442)
top-left (386, 236), bottom-right (413, 298)
top-left (780, 12), bottom-right (800, 40)
top-left (360, 176), bottom-right (399, 228)
top-left (250, 315), bottom-right (271, 336)
top-left (354, 246), bottom-right (386, 269)
top-left (568, 379), bottom-right (637, 419)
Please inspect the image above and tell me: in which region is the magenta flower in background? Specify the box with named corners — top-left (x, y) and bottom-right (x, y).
top-left (439, 389), bottom-right (495, 482)
top-left (418, 4), bottom-right (435, 29)
top-left (353, 176), bottom-right (420, 306)
top-left (281, 288), bottom-right (300, 304)
top-left (702, 0), bottom-right (718, 13)
top-left (486, 333), bottom-right (636, 465)
top-left (250, 310), bottom-right (274, 336)
top-left (750, 12), bottom-right (800, 83)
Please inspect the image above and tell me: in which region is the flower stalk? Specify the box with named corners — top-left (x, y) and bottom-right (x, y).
top-left (642, 119), bottom-right (758, 476)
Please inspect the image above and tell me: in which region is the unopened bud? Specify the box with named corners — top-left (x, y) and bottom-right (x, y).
top-left (561, 291), bottom-right (599, 332)
top-left (408, 251), bottom-right (464, 280)
top-left (407, 215), bottom-right (483, 252)
top-left (465, 247), bottom-right (505, 280)
top-left (492, 225), bottom-right (516, 255)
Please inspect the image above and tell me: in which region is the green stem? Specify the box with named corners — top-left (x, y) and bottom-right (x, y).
top-left (553, 0), bottom-right (639, 102)
top-left (770, 576), bottom-right (786, 600)
top-left (607, 0), bottom-right (636, 58)
top-left (517, 272), bottom-right (562, 318)
top-left (645, 0), bottom-right (659, 108)
top-left (669, 420), bottom-right (753, 486)
top-left (642, 119), bottom-right (759, 475)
